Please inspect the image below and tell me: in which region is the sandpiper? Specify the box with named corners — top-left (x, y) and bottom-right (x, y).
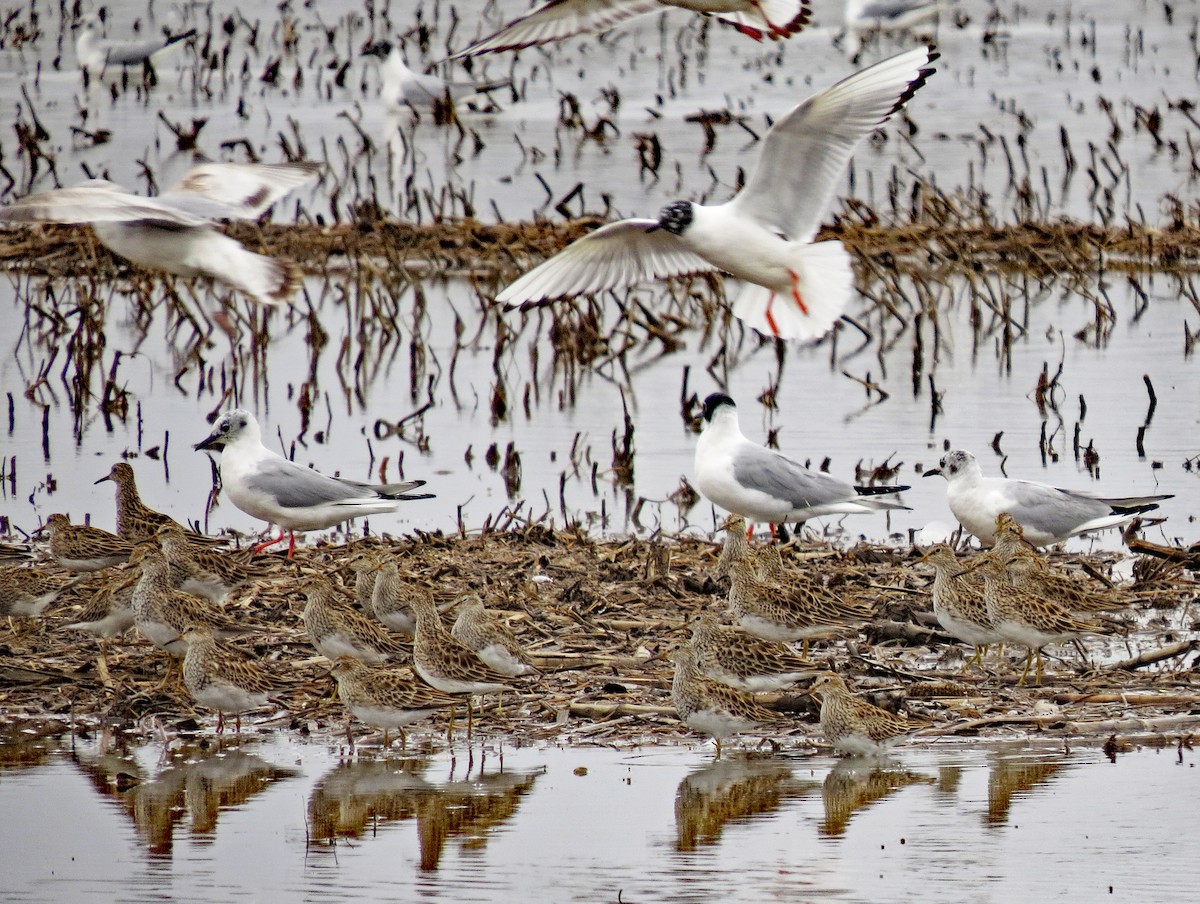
top-left (411, 589), bottom-right (514, 736)
top-left (299, 574), bottom-right (408, 665)
top-left (808, 672), bottom-right (927, 757)
top-left (670, 645), bottom-right (786, 758)
top-left (329, 656), bottom-right (458, 750)
top-left (42, 513), bottom-right (137, 571)
top-left (95, 462), bottom-right (217, 544)
top-left (920, 545), bottom-right (1000, 671)
top-left (0, 565), bottom-right (83, 618)
top-left (727, 556), bottom-right (870, 654)
top-left (180, 625), bottom-right (277, 733)
top-left (450, 593), bottom-right (540, 678)
top-left (369, 557), bottom-right (420, 636)
top-left (975, 554), bottom-right (1115, 686)
top-left (689, 614), bottom-right (812, 692)
top-left (156, 524), bottom-right (266, 602)
top-left (130, 545), bottom-right (247, 659)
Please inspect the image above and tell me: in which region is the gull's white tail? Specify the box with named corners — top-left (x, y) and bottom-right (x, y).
top-left (730, 240), bottom-right (853, 340)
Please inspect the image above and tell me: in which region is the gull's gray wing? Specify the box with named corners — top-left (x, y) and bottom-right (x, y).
top-left (245, 460), bottom-right (382, 509)
top-left (163, 162), bottom-right (321, 220)
top-left (496, 218), bottom-right (717, 310)
top-left (0, 182), bottom-right (210, 227)
top-left (728, 46), bottom-right (937, 242)
top-left (731, 443), bottom-right (857, 511)
top-left (451, 0), bottom-right (666, 58)
top-left (1002, 481), bottom-right (1112, 539)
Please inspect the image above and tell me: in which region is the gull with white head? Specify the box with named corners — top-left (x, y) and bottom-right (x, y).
top-left (497, 47), bottom-right (938, 341)
top-left (194, 409), bottom-right (434, 557)
top-left (923, 449), bottom-right (1171, 546)
top-left (74, 12), bottom-right (196, 83)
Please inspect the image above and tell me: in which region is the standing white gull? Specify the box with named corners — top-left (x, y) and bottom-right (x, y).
top-left (0, 161), bottom-right (320, 308)
top-left (694, 393), bottom-right (909, 526)
top-left (361, 40), bottom-right (507, 113)
top-left (497, 46), bottom-right (937, 341)
top-left (74, 13), bottom-right (196, 83)
top-left (923, 449), bottom-right (1172, 546)
top-left (450, 1), bottom-right (813, 58)
top-left (194, 409), bottom-right (434, 557)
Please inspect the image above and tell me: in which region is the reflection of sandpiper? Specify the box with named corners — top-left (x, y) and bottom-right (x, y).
top-left (819, 759), bottom-right (935, 836)
top-left (674, 755), bottom-right (813, 852)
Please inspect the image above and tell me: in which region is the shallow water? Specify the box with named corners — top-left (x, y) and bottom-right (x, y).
top-left (2, 0), bottom-right (1199, 550)
top-left (0, 734), bottom-right (1196, 902)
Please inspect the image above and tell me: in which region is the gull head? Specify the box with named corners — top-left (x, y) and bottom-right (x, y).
top-left (195, 408), bottom-right (259, 452)
top-left (699, 392), bottom-right (737, 430)
top-left (649, 200), bottom-right (694, 236)
top-left (922, 449), bottom-right (977, 482)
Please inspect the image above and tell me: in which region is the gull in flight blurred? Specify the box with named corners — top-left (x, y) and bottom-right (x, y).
top-left (0, 161), bottom-right (320, 308)
top-left (694, 393), bottom-right (909, 526)
top-left (498, 46), bottom-right (938, 341)
top-left (451, 0), bottom-right (813, 58)
top-left (194, 409), bottom-right (434, 557)
top-left (923, 449), bottom-right (1172, 546)
top-left (361, 40), bottom-right (508, 113)
top-left (74, 13), bottom-right (197, 83)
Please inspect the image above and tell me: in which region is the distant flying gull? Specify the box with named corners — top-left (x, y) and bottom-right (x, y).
top-left (497, 46), bottom-right (938, 341)
top-left (0, 161), bottom-right (320, 308)
top-left (845, 0), bottom-right (948, 32)
top-left (450, 0), bottom-right (813, 58)
top-left (361, 40), bottom-right (508, 113)
top-left (194, 409), bottom-right (434, 557)
top-left (74, 13), bottom-right (197, 83)
top-left (922, 449), bottom-right (1172, 546)
top-left (693, 393), bottom-right (909, 525)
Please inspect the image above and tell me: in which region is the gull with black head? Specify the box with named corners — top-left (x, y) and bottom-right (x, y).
top-left (694, 393), bottom-right (909, 528)
top-left (498, 47), bottom-right (938, 341)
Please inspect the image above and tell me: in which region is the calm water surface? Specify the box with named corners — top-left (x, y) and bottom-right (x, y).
top-left (0, 735), bottom-right (1196, 902)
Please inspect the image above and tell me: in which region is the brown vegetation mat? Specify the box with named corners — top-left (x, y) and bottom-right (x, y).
top-left (4, 216), bottom-right (1200, 286)
top-left (2, 527), bottom-right (1198, 753)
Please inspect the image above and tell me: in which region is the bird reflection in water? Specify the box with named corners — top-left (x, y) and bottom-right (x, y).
top-left (819, 760), bottom-right (935, 837)
top-left (674, 754), bottom-right (817, 852)
top-left (986, 755), bottom-right (1066, 826)
top-left (307, 753), bottom-right (543, 870)
top-left (71, 732), bottom-right (298, 858)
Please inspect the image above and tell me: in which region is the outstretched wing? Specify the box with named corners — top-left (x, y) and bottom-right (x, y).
top-left (0, 182), bottom-right (208, 227)
top-left (163, 162), bottom-right (321, 220)
top-left (729, 46), bottom-right (937, 242)
top-left (451, 0), bottom-right (666, 58)
top-left (496, 218), bottom-right (716, 310)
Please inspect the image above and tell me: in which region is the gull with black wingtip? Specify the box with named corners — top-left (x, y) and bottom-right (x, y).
top-left (195, 409), bottom-right (434, 557)
top-left (694, 393), bottom-right (909, 528)
top-left (923, 449), bottom-right (1171, 546)
top-left (498, 47), bottom-right (938, 341)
